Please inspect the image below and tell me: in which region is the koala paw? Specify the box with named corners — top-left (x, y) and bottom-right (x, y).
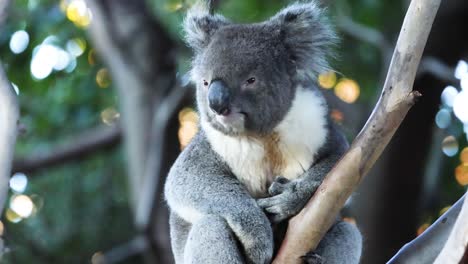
top-left (257, 176), bottom-right (317, 223)
top-left (244, 245), bottom-right (273, 264)
top-left (301, 251), bottom-right (325, 264)
top-left (226, 210), bottom-right (273, 264)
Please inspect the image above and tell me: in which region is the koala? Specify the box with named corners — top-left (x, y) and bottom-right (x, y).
top-left (164, 1), bottom-right (362, 264)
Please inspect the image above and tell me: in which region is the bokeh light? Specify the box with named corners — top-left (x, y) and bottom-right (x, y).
top-left (5, 208), bottom-right (22, 223)
top-left (30, 194), bottom-right (45, 215)
top-left (96, 68), bottom-right (111, 88)
top-left (165, 2), bottom-right (184, 12)
top-left (442, 135), bottom-right (458, 157)
top-left (0, 221), bottom-right (4, 236)
top-left (435, 109), bottom-right (451, 129)
top-left (66, 38), bottom-right (86, 57)
top-left (318, 71), bottom-right (337, 89)
top-left (100, 107), bottom-right (120, 126)
top-left (461, 75), bottom-right (468, 91)
top-left (10, 195), bottom-right (34, 218)
top-left (9, 172), bottom-right (28, 193)
top-left (11, 82), bottom-right (19, 95)
top-left (178, 108), bottom-right (199, 149)
top-left (88, 49), bottom-right (96, 65)
top-left (460, 147), bottom-right (468, 164)
top-left (330, 109), bottom-right (344, 123)
top-left (453, 90), bottom-right (468, 123)
top-left (31, 42), bottom-right (74, 79)
top-left (439, 205), bottom-right (451, 216)
top-left (91, 251), bottom-right (105, 264)
top-left (417, 223), bottom-right (430, 236)
top-left (9, 30), bottom-right (29, 54)
top-left (455, 164), bottom-right (468, 186)
top-left (66, 0), bottom-right (92, 28)
top-left (334, 78), bottom-right (360, 104)
top-left (455, 60), bottom-right (468, 80)
top-left (441, 86), bottom-right (458, 107)
top-left (65, 57), bottom-right (77, 73)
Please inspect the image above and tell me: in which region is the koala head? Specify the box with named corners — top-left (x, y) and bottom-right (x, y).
top-left (184, 1), bottom-right (336, 136)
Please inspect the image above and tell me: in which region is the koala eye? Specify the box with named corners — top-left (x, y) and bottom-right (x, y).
top-left (246, 77), bottom-right (256, 85)
top-left (203, 80), bottom-right (209, 86)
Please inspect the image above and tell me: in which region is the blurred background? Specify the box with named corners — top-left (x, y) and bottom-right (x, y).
top-left (0, 0), bottom-right (467, 263)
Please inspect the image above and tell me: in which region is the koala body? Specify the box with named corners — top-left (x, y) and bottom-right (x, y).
top-left (165, 2), bottom-right (362, 263)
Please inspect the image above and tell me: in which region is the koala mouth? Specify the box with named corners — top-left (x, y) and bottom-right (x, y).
top-left (208, 110), bottom-right (247, 135)
top-left (215, 111), bottom-right (245, 124)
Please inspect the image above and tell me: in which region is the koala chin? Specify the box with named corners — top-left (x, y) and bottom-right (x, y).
top-left (205, 107), bottom-right (247, 136)
top-left (164, 1), bottom-right (363, 264)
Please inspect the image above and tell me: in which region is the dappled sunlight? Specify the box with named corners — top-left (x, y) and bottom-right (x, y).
top-left (29, 36), bottom-right (86, 79)
top-left (9, 172), bottom-right (28, 193)
top-left (334, 78), bottom-right (360, 104)
top-left (9, 30), bottom-right (29, 54)
top-left (64, 0), bottom-right (93, 28)
top-left (96, 68), bottom-right (111, 88)
top-left (455, 164), bottom-right (468, 186)
top-left (442, 135), bottom-right (458, 157)
top-left (9, 195), bottom-right (34, 219)
top-left (100, 107), bottom-right (120, 126)
top-left (318, 71), bottom-right (337, 89)
top-left (178, 107), bottom-right (199, 149)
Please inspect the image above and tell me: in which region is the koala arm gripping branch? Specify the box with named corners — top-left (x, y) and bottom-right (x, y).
top-left (258, 124), bottom-right (348, 223)
top-left (165, 133), bottom-right (274, 263)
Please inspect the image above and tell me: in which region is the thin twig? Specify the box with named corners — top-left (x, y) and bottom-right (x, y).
top-left (418, 56), bottom-right (458, 84)
top-left (337, 8), bottom-right (456, 85)
top-left (336, 14), bottom-right (392, 64)
top-left (135, 80), bottom-right (189, 229)
top-left (102, 235), bottom-right (149, 264)
top-left (13, 125), bottom-right (121, 174)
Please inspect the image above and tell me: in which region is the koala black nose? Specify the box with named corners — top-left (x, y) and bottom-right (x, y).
top-left (208, 80), bottom-right (231, 116)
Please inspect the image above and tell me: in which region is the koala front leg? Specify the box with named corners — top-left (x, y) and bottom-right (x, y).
top-left (166, 161), bottom-right (273, 263)
top-left (257, 153), bottom-right (342, 223)
top-left (303, 221), bottom-right (362, 264)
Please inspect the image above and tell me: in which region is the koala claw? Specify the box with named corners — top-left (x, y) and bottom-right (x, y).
top-left (268, 176), bottom-right (290, 195)
top-left (301, 252), bottom-right (325, 264)
top-left (257, 195), bottom-right (293, 223)
top-left (257, 176), bottom-right (319, 223)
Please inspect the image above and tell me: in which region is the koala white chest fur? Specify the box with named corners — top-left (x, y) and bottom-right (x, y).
top-left (203, 87), bottom-right (328, 197)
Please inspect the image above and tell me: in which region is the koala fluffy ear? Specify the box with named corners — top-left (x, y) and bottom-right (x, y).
top-left (183, 2), bottom-right (230, 52)
top-left (268, 2), bottom-right (338, 77)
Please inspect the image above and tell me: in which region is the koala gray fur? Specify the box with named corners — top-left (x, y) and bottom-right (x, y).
top-left (164, 1), bottom-right (362, 263)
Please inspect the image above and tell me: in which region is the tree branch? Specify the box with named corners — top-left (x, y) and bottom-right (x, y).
top-left (135, 81), bottom-right (188, 229)
top-left (86, 1), bottom-right (178, 262)
top-left (387, 194), bottom-right (465, 264)
top-left (336, 11), bottom-right (393, 66)
top-left (12, 125), bottom-right (121, 174)
top-left (418, 56), bottom-right (458, 84)
top-left (0, 60), bottom-right (18, 214)
top-left (0, 0), bottom-right (15, 215)
top-left (101, 235), bottom-right (149, 264)
top-left (434, 191), bottom-right (468, 263)
top-left (0, 1), bottom-right (19, 260)
top-left (272, 0), bottom-right (441, 263)
top-left (337, 8), bottom-right (456, 85)
top-left (0, 0), bottom-right (11, 26)
top-left (85, 0), bottom-right (176, 211)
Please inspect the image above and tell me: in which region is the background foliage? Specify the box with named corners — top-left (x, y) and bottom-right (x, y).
top-left (0, 0), bottom-right (466, 263)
